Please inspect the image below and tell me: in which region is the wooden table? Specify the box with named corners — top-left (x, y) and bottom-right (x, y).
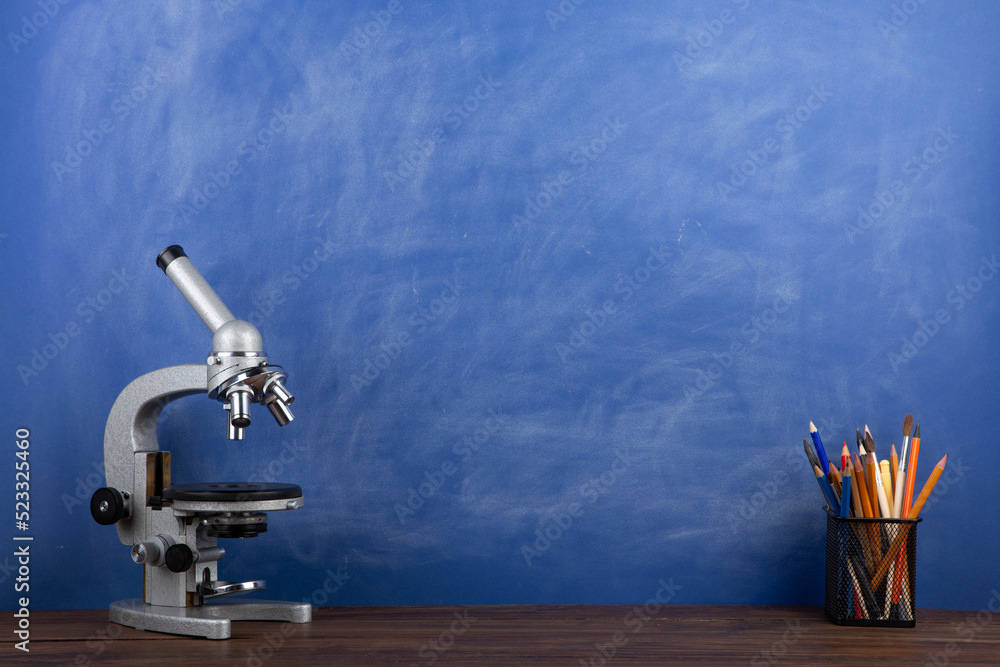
top-left (5, 605), bottom-right (998, 665)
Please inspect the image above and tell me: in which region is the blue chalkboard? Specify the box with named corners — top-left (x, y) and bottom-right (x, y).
top-left (1, 0), bottom-right (998, 614)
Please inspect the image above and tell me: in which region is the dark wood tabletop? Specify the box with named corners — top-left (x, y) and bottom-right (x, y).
top-left (5, 604), bottom-right (998, 665)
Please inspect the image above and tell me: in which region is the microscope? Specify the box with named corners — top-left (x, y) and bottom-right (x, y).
top-left (90, 245), bottom-right (311, 639)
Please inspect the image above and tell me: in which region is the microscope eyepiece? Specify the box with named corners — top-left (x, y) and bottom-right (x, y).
top-left (156, 245), bottom-right (187, 272)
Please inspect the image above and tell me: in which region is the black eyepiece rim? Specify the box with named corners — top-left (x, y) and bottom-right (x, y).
top-left (156, 245), bottom-right (187, 272)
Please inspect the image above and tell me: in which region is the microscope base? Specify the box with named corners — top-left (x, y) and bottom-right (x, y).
top-left (109, 597), bottom-right (312, 640)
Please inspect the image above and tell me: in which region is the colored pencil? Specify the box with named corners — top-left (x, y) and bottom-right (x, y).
top-left (879, 459), bottom-right (894, 509)
top-left (814, 464), bottom-right (837, 510)
top-left (906, 454), bottom-right (948, 520)
top-left (848, 459), bottom-right (863, 518)
top-left (852, 454), bottom-right (873, 518)
top-left (840, 467), bottom-right (853, 518)
top-left (889, 444), bottom-right (899, 507)
top-left (803, 438), bottom-right (820, 471)
top-left (809, 421), bottom-right (830, 475)
top-left (860, 441), bottom-right (878, 517)
top-left (902, 423), bottom-right (921, 516)
top-left (874, 457), bottom-right (891, 519)
top-left (893, 415), bottom-right (914, 518)
top-left (841, 442), bottom-right (849, 475)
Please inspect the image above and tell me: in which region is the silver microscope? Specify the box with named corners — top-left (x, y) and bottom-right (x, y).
top-left (90, 245), bottom-right (311, 639)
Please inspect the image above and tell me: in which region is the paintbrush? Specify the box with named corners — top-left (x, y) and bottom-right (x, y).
top-left (893, 415), bottom-right (913, 518)
top-left (865, 426), bottom-right (889, 517)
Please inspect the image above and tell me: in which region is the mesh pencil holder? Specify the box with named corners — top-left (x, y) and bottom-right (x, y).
top-left (824, 513), bottom-right (921, 627)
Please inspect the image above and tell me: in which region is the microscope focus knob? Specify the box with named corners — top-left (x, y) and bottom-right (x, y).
top-left (91, 488), bottom-right (126, 525)
top-left (165, 544), bottom-right (195, 573)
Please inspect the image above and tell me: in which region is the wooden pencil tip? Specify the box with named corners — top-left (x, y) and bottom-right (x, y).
top-left (914, 423), bottom-right (921, 438)
top-left (809, 421), bottom-right (817, 433)
top-left (890, 442), bottom-right (897, 456)
top-left (938, 453), bottom-right (948, 468)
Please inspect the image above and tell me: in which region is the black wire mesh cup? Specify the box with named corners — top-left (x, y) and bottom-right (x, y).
top-left (824, 513), bottom-right (921, 627)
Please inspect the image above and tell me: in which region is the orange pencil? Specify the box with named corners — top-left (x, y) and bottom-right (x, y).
top-left (860, 442), bottom-right (879, 516)
top-left (849, 459), bottom-right (863, 517)
top-left (902, 424), bottom-right (922, 516)
top-left (906, 454), bottom-right (948, 519)
top-left (853, 454), bottom-right (873, 518)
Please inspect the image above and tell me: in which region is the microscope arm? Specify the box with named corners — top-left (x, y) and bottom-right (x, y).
top-left (101, 363), bottom-right (206, 547)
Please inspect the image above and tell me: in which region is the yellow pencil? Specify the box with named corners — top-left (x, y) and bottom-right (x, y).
top-left (879, 459), bottom-right (894, 508)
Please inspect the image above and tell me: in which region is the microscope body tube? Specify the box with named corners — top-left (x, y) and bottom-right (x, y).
top-left (157, 246), bottom-right (236, 334)
top-left (156, 245), bottom-right (293, 437)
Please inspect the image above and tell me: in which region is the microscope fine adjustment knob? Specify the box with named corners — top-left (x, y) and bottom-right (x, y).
top-left (165, 544), bottom-right (195, 573)
top-left (91, 487), bottom-right (127, 525)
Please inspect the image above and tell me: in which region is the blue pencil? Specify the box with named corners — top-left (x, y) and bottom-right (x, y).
top-left (814, 464), bottom-right (838, 510)
top-left (809, 421), bottom-right (831, 475)
top-left (840, 468), bottom-right (852, 518)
